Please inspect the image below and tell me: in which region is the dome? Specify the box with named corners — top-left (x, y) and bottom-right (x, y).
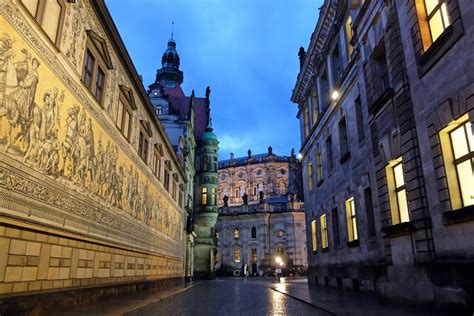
top-left (161, 39), bottom-right (180, 69)
top-left (202, 127), bottom-right (218, 142)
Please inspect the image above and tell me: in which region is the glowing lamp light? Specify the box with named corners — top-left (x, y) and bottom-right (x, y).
top-left (275, 256), bottom-right (282, 265)
top-left (331, 90), bottom-right (340, 101)
top-left (296, 153), bottom-right (303, 161)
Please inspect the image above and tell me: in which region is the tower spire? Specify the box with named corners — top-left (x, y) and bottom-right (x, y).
top-left (171, 21), bottom-right (174, 40)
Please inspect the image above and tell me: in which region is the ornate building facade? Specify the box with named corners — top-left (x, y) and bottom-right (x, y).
top-left (292, 0), bottom-right (474, 309)
top-left (148, 38), bottom-right (219, 279)
top-left (0, 0), bottom-right (187, 313)
top-left (215, 148), bottom-right (307, 276)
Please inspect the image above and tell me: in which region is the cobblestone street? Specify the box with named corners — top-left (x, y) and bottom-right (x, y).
top-left (126, 278), bottom-right (328, 316)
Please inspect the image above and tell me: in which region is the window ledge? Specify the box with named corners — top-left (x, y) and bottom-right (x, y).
top-left (346, 240), bottom-right (359, 248)
top-left (339, 152), bottom-right (351, 164)
top-left (382, 222), bottom-right (413, 238)
top-left (443, 205), bottom-right (474, 226)
top-left (368, 88), bottom-right (394, 115)
top-left (417, 23), bottom-right (464, 78)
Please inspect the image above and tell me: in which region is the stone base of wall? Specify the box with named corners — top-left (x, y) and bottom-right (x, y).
top-left (307, 262), bottom-right (474, 312)
top-left (0, 277), bottom-right (183, 315)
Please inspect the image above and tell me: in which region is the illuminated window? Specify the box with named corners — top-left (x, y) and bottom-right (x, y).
top-left (233, 248), bottom-right (241, 262)
top-left (233, 228), bottom-right (240, 239)
top-left (307, 161), bottom-right (314, 191)
top-left (201, 187), bottom-right (208, 205)
top-left (304, 107), bottom-right (310, 138)
top-left (251, 226), bottom-right (257, 239)
top-left (316, 150), bottom-right (323, 182)
top-left (440, 118), bottom-right (474, 209)
top-left (321, 214), bottom-right (328, 249)
top-left (417, 0), bottom-right (450, 50)
top-left (311, 89), bottom-right (318, 125)
top-left (21, 0), bottom-right (65, 46)
top-left (311, 220), bottom-right (317, 252)
top-left (386, 158), bottom-right (410, 225)
top-left (345, 197), bottom-right (358, 241)
top-left (251, 248), bottom-right (257, 262)
top-left (345, 15), bottom-right (354, 58)
top-left (277, 247), bottom-right (284, 257)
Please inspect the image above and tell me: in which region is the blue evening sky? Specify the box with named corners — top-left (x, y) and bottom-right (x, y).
top-left (106, 0), bottom-right (322, 160)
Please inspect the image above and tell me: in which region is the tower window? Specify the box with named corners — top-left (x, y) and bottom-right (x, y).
top-left (201, 187), bottom-right (208, 205)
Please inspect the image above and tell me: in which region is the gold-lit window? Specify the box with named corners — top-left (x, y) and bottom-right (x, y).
top-left (442, 119), bottom-right (474, 208)
top-left (345, 197), bottom-right (358, 241)
top-left (386, 158), bottom-right (410, 225)
top-left (307, 161), bottom-right (314, 191)
top-left (251, 248), bottom-right (257, 262)
top-left (233, 248), bottom-right (241, 262)
top-left (316, 150), bottom-right (323, 182)
top-left (321, 214), bottom-right (328, 249)
top-left (21, 0), bottom-right (66, 46)
top-left (233, 228), bottom-right (240, 239)
top-left (201, 187), bottom-right (208, 205)
top-left (345, 16), bottom-right (354, 58)
top-left (311, 219), bottom-right (317, 252)
top-left (304, 107), bottom-right (310, 138)
top-left (311, 89), bottom-right (318, 125)
top-left (277, 247), bottom-right (284, 257)
top-left (417, 0), bottom-right (450, 50)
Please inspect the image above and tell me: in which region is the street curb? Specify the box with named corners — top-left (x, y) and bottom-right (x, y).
top-left (270, 287), bottom-right (338, 316)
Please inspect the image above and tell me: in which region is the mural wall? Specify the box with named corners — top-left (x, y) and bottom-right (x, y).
top-left (0, 0), bottom-right (185, 296)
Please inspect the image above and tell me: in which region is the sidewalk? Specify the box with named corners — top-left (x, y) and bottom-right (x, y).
top-left (57, 281), bottom-right (199, 316)
top-left (271, 279), bottom-right (455, 316)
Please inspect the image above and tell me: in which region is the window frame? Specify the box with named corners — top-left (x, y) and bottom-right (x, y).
top-left (233, 248), bottom-right (241, 263)
top-left (116, 86), bottom-right (136, 141)
top-left (311, 219), bottom-right (318, 252)
top-left (201, 187), bottom-right (208, 206)
top-left (345, 197), bottom-right (358, 242)
top-left (321, 214), bottom-right (329, 249)
top-left (20, 0), bottom-right (66, 48)
top-left (233, 227), bottom-right (240, 239)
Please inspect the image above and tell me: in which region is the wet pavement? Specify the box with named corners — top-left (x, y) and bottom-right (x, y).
top-left (127, 278), bottom-right (328, 316)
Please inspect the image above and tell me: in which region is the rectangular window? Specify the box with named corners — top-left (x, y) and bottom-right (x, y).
top-left (116, 97), bottom-right (133, 141)
top-left (201, 187), bottom-right (208, 205)
top-left (345, 197), bottom-right (358, 241)
top-left (386, 158), bottom-right (410, 225)
top-left (372, 43), bottom-right (390, 97)
top-left (22, 0), bottom-right (65, 46)
top-left (304, 107), bottom-right (310, 138)
top-left (311, 219), bottom-right (317, 252)
top-left (94, 67), bottom-right (105, 102)
top-left (138, 131), bottom-right (148, 163)
top-left (319, 70), bottom-right (330, 112)
top-left (172, 181), bottom-right (177, 200)
top-left (311, 89), bottom-right (318, 125)
top-left (316, 150), bottom-right (323, 182)
top-left (331, 45), bottom-right (342, 84)
top-left (307, 162), bottom-right (314, 191)
top-left (233, 248), bottom-right (241, 262)
top-left (331, 208), bottom-right (341, 247)
top-left (164, 170), bottom-right (170, 192)
top-left (321, 214), bottom-right (328, 249)
top-left (345, 16), bottom-right (354, 58)
top-left (424, 0), bottom-right (450, 47)
top-left (82, 49), bottom-right (95, 89)
top-left (251, 248), bottom-right (257, 262)
top-left (326, 136), bottom-right (333, 172)
top-left (339, 117), bottom-right (349, 160)
top-left (364, 187), bottom-right (376, 237)
top-left (449, 120), bottom-right (474, 207)
top-left (211, 188), bottom-right (217, 205)
top-left (355, 96), bottom-right (365, 143)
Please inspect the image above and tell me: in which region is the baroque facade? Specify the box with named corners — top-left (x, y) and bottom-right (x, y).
top-left (0, 0), bottom-right (187, 313)
top-left (148, 38), bottom-right (219, 279)
top-left (215, 148), bottom-right (307, 276)
top-left (292, 0), bottom-right (474, 309)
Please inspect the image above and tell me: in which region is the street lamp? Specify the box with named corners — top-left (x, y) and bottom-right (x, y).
top-left (296, 153), bottom-right (303, 161)
top-left (331, 90), bottom-right (340, 101)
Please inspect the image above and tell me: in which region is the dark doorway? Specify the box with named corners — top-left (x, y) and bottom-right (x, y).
top-left (251, 263), bottom-right (258, 276)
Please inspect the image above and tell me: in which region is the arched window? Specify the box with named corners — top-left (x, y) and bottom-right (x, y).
top-left (233, 228), bottom-right (240, 239)
top-left (251, 226), bottom-right (257, 239)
